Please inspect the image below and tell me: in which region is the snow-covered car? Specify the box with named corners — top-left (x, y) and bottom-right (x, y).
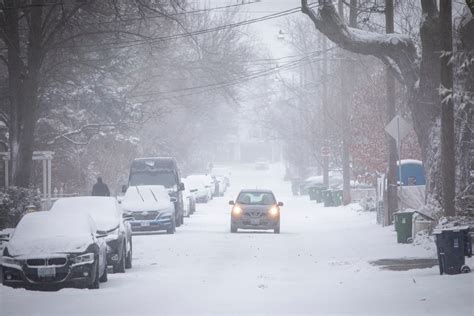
top-left (121, 185), bottom-right (177, 234)
top-left (185, 175), bottom-right (212, 203)
top-left (229, 189), bottom-right (283, 234)
top-left (214, 175), bottom-right (228, 196)
top-left (181, 178), bottom-right (197, 217)
top-left (1, 211), bottom-right (108, 289)
top-left (211, 167), bottom-right (231, 187)
top-left (50, 196), bottom-right (132, 273)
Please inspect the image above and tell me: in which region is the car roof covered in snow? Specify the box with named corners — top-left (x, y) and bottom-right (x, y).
top-left (50, 196), bottom-right (120, 232)
top-left (239, 189), bottom-right (274, 194)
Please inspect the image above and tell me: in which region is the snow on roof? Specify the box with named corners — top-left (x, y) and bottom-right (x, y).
top-left (9, 211), bottom-right (95, 256)
top-left (50, 196), bottom-right (120, 232)
top-left (397, 159), bottom-right (422, 165)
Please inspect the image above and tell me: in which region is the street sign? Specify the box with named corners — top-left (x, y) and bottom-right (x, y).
top-left (385, 115), bottom-right (411, 143)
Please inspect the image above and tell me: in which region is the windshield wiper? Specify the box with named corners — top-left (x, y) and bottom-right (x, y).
top-left (149, 188), bottom-right (158, 202)
top-left (135, 186), bottom-right (145, 202)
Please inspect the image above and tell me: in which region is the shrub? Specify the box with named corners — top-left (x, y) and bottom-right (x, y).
top-left (0, 187), bottom-right (42, 229)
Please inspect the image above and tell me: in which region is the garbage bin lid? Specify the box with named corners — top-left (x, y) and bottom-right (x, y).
top-left (433, 226), bottom-right (470, 234)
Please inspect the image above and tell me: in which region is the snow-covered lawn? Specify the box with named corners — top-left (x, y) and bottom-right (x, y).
top-left (1, 164), bottom-right (473, 315)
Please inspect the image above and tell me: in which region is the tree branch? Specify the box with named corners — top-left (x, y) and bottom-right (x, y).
top-left (301, 0), bottom-right (418, 87)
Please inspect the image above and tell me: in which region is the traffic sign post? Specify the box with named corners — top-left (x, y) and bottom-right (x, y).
top-left (385, 115), bottom-right (412, 200)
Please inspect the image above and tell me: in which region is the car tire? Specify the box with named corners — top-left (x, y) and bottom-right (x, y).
top-left (125, 240), bottom-right (133, 269)
top-left (231, 224), bottom-right (237, 233)
top-left (114, 245), bottom-right (126, 273)
top-left (99, 261), bottom-right (108, 283)
top-left (88, 261), bottom-right (100, 289)
top-left (167, 218), bottom-right (176, 234)
top-left (274, 226), bottom-right (280, 234)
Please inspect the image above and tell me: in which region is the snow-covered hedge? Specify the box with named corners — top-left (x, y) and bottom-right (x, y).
top-left (0, 187), bottom-right (42, 229)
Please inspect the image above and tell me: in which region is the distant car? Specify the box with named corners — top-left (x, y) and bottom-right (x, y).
top-left (254, 159), bottom-right (270, 170)
top-left (186, 175), bottom-right (212, 203)
top-left (121, 185), bottom-right (177, 234)
top-left (211, 168), bottom-right (231, 187)
top-left (214, 175), bottom-right (228, 196)
top-left (50, 196), bottom-right (132, 273)
top-left (181, 178), bottom-right (197, 217)
top-left (229, 189), bottom-right (283, 234)
top-left (1, 211), bottom-right (108, 289)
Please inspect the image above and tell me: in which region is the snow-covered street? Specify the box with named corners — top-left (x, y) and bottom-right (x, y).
top-left (1, 164), bottom-right (473, 315)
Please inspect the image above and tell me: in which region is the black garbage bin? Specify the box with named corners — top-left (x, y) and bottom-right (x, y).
top-left (434, 227), bottom-right (472, 275)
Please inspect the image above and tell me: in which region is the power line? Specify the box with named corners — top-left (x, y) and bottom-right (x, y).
top-left (128, 48), bottom-right (333, 101)
top-left (52, 4), bottom-right (321, 52)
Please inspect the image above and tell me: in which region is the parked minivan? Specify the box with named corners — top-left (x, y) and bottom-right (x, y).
top-left (123, 157), bottom-right (185, 227)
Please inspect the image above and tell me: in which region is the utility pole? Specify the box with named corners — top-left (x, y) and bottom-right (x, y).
top-left (440, 0), bottom-right (455, 216)
top-left (339, 0), bottom-right (352, 205)
top-left (322, 36), bottom-right (329, 187)
top-left (385, 0), bottom-right (398, 225)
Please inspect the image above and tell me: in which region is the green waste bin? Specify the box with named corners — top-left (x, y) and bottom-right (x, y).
top-left (322, 190), bottom-right (334, 207)
top-left (332, 190), bottom-right (343, 206)
top-left (394, 211), bottom-right (414, 243)
top-left (308, 187), bottom-right (318, 201)
top-left (315, 186), bottom-right (327, 203)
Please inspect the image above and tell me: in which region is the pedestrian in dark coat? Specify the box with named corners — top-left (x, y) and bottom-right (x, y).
top-left (92, 177), bottom-right (110, 196)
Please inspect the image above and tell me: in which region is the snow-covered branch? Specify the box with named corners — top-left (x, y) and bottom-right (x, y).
top-left (301, 0), bottom-right (418, 87)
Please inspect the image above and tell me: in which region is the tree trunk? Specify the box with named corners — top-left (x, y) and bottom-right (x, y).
top-left (4, 0), bottom-right (44, 187)
top-left (439, 0), bottom-right (455, 216)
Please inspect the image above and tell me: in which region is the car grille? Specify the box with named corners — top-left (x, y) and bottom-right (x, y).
top-left (27, 257), bottom-right (67, 267)
top-left (244, 211), bottom-right (265, 218)
top-left (132, 211), bottom-right (159, 221)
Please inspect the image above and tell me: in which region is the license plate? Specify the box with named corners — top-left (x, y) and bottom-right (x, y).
top-left (251, 219), bottom-right (260, 225)
top-left (141, 221), bottom-right (150, 227)
top-left (38, 267), bottom-right (56, 278)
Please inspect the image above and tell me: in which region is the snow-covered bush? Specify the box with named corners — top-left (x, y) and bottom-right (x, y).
top-left (0, 187), bottom-right (42, 229)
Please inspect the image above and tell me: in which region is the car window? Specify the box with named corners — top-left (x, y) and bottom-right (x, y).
top-left (129, 171), bottom-right (176, 188)
top-left (236, 192), bottom-right (276, 205)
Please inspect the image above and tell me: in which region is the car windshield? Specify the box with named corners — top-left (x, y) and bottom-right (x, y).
top-left (129, 171), bottom-right (176, 188)
top-left (236, 192), bottom-right (276, 205)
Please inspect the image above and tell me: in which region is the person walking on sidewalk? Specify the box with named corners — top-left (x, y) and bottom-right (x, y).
top-left (92, 177), bottom-right (110, 196)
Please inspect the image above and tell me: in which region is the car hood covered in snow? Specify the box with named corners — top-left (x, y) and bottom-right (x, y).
top-left (7, 212), bottom-right (95, 257)
top-left (121, 185), bottom-right (174, 213)
top-left (9, 236), bottom-right (92, 258)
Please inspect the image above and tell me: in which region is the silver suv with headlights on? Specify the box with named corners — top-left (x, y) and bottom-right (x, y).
top-left (229, 189), bottom-right (283, 234)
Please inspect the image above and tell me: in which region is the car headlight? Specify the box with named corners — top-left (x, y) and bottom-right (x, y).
top-left (232, 205), bottom-right (242, 216)
top-left (1, 256), bottom-right (22, 267)
top-left (268, 206), bottom-right (279, 217)
top-left (71, 253), bottom-right (95, 265)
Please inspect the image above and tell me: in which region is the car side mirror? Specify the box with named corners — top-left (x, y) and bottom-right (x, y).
top-left (170, 197), bottom-right (178, 203)
top-left (179, 182), bottom-right (185, 191)
top-left (190, 189), bottom-right (198, 193)
top-left (122, 185), bottom-right (128, 193)
top-left (229, 200), bottom-right (235, 205)
top-left (277, 202), bottom-right (284, 207)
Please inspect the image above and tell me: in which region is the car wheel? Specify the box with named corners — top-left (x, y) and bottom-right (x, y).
top-left (99, 261), bottom-right (108, 283)
top-left (167, 218), bottom-right (176, 234)
top-left (231, 224), bottom-right (237, 233)
top-left (114, 245), bottom-right (126, 273)
top-left (88, 261), bottom-right (100, 289)
top-left (274, 226), bottom-right (280, 234)
top-left (125, 240), bottom-right (133, 269)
